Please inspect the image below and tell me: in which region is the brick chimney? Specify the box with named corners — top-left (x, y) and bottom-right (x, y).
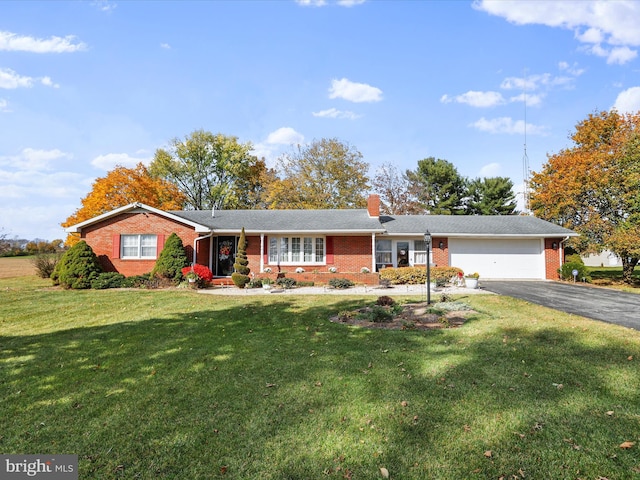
top-left (367, 194), bottom-right (380, 218)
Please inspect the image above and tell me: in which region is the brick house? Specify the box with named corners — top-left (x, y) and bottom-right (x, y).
top-left (66, 194), bottom-right (577, 283)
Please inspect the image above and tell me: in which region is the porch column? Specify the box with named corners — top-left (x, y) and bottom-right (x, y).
top-left (371, 233), bottom-right (376, 273)
top-left (260, 233), bottom-right (265, 273)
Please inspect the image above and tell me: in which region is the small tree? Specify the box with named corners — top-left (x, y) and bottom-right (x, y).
top-left (151, 233), bottom-right (189, 282)
top-left (51, 240), bottom-right (102, 289)
top-left (231, 228), bottom-right (250, 288)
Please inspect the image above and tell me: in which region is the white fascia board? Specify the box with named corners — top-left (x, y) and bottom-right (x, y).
top-left (390, 232), bottom-right (578, 238)
top-left (65, 203), bottom-right (211, 233)
top-left (212, 229), bottom-right (386, 235)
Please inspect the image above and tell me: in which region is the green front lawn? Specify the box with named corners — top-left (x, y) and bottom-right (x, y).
top-left (1, 277), bottom-right (639, 479)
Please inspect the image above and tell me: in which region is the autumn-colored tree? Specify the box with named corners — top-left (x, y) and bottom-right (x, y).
top-left (371, 162), bottom-right (421, 215)
top-left (264, 138), bottom-right (370, 209)
top-left (62, 163), bottom-right (186, 246)
top-left (149, 130), bottom-right (258, 210)
top-left (530, 110), bottom-right (640, 283)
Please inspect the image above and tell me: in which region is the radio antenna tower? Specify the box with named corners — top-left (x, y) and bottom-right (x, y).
top-left (522, 71), bottom-right (531, 214)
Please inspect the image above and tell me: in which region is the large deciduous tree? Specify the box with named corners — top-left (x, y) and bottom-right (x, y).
top-left (530, 109), bottom-right (640, 283)
top-left (371, 162), bottom-right (421, 215)
top-left (406, 157), bottom-right (466, 214)
top-left (62, 162), bottom-right (186, 245)
top-left (465, 177), bottom-right (517, 215)
top-left (264, 138), bottom-right (370, 209)
top-left (149, 130), bottom-right (258, 210)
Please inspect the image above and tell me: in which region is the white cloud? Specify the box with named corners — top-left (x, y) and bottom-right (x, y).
top-left (90, 153), bottom-right (152, 170)
top-left (337, 0), bottom-right (366, 6)
top-left (613, 87), bottom-right (640, 114)
top-left (312, 107), bottom-right (361, 119)
top-left (0, 68), bottom-right (33, 89)
top-left (160, 43), bottom-right (171, 49)
top-left (296, 0), bottom-right (327, 6)
top-left (328, 78), bottom-right (383, 103)
top-left (474, 0), bottom-right (640, 65)
top-left (0, 30), bottom-right (87, 53)
top-left (91, 1), bottom-right (117, 13)
top-left (0, 98), bottom-right (9, 112)
top-left (440, 91), bottom-right (505, 107)
top-left (470, 116), bottom-right (547, 135)
top-left (0, 68), bottom-right (59, 89)
top-left (478, 162), bottom-right (501, 177)
top-left (266, 127), bottom-right (304, 145)
top-left (508, 92), bottom-right (544, 106)
top-left (0, 148), bottom-right (70, 171)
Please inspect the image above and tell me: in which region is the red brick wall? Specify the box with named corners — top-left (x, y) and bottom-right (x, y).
top-left (544, 238), bottom-right (563, 280)
top-left (81, 212), bottom-right (207, 277)
top-left (431, 237), bottom-right (448, 267)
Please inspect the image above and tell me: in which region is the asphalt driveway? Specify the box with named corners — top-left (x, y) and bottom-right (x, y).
top-left (483, 280), bottom-right (640, 331)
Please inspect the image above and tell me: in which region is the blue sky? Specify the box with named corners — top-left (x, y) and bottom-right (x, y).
top-left (2, 0), bottom-right (640, 240)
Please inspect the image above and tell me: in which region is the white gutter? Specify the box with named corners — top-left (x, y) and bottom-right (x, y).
top-left (260, 233), bottom-right (265, 272)
top-left (559, 235), bottom-right (571, 266)
top-left (371, 233), bottom-right (377, 273)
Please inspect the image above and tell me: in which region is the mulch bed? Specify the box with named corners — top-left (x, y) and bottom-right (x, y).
top-left (330, 301), bottom-right (471, 330)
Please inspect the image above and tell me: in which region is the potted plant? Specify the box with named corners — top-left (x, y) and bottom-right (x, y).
top-left (464, 272), bottom-right (480, 289)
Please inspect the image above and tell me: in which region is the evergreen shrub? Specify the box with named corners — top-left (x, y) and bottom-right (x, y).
top-left (151, 233), bottom-right (188, 282)
top-left (231, 228), bottom-right (251, 288)
top-left (51, 240), bottom-right (102, 289)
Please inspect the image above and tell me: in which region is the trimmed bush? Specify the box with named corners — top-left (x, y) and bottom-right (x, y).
top-left (181, 264), bottom-right (213, 288)
top-left (151, 233), bottom-right (188, 282)
top-left (51, 240), bottom-right (102, 289)
top-left (276, 277), bottom-right (297, 289)
top-left (91, 272), bottom-right (126, 289)
top-left (329, 278), bottom-right (354, 289)
top-left (379, 266), bottom-right (463, 285)
top-left (559, 262), bottom-right (591, 282)
top-left (232, 227), bottom-right (250, 288)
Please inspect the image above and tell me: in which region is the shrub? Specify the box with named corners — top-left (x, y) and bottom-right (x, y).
top-left (357, 305), bottom-right (394, 323)
top-left (329, 278), bottom-right (354, 289)
top-left (276, 277), bottom-right (297, 289)
top-left (232, 228), bottom-right (250, 288)
top-left (32, 252), bottom-right (62, 279)
top-left (376, 295), bottom-right (395, 306)
top-left (51, 240), bottom-right (102, 289)
top-left (121, 273), bottom-right (157, 288)
top-left (565, 253), bottom-right (584, 265)
top-left (379, 266), bottom-right (463, 285)
top-left (181, 264), bottom-right (214, 288)
top-left (559, 262), bottom-right (591, 282)
top-left (91, 272), bottom-right (126, 289)
top-left (151, 233), bottom-right (189, 282)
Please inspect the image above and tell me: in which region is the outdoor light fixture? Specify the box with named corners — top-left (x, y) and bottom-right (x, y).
top-left (424, 230), bottom-right (432, 305)
top-left (552, 242), bottom-right (558, 250)
top-left (439, 241), bottom-right (444, 249)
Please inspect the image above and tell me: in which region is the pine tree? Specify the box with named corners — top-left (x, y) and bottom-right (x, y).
top-left (151, 233), bottom-right (189, 282)
top-left (231, 228), bottom-right (250, 288)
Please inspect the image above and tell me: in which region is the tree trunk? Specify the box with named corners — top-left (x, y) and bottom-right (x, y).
top-left (622, 256), bottom-right (639, 284)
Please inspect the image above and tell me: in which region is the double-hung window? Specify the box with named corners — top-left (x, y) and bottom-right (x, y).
top-left (268, 236), bottom-right (325, 264)
top-left (375, 239), bottom-right (392, 265)
top-left (121, 234), bottom-right (157, 259)
top-left (414, 240), bottom-right (428, 264)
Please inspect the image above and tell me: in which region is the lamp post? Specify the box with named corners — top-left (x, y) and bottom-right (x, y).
top-left (424, 230), bottom-right (431, 305)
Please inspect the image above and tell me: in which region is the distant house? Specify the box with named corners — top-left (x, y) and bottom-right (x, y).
top-left (582, 251), bottom-right (622, 267)
top-left (65, 194), bottom-right (577, 283)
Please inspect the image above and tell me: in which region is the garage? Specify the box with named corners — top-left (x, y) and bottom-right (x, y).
top-left (449, 238), bottom-right (544, 279)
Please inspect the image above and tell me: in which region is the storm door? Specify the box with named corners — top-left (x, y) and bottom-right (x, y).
top-left (215, 236), bottom-right (236, 276)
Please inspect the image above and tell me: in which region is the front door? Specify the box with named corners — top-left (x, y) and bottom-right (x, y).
top-left (216, 236), bottom-right (236, 276)
top-left (397, 241), bottom-right (409, 267)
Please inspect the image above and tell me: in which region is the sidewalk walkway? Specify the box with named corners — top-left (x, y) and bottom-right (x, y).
top-left (198, 283), bottom-right (492, 296)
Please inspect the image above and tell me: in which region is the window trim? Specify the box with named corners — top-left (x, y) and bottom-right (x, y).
top-left (121, 234), bottom-right (157, 259)
top-left (267, 235), bottom-right (326, 265)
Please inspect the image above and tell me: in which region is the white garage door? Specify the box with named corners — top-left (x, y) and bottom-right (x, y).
top-left (449, 238), bottom-right (544, 279)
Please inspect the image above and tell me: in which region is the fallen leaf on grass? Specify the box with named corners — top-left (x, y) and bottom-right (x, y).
top-left (620, 441), bottom-right (635, 449)
top-left (400, 401), bottom-right (408, 407)
top-left (484, 450), bottom-right (492, 458)
top-left (606, 411), bottom-right (614, 416)
top-left (380, 467), bottom-right (389, 478)
top-left (265, 383), bottom-right (277, 388)
top-left (628, 355), bottom-right (633, 361)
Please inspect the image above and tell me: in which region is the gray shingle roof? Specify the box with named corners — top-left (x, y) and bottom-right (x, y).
top-left (380, 214), bottom-right (577, 237)
top-left (169, 208), bottom-right (386, 234)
